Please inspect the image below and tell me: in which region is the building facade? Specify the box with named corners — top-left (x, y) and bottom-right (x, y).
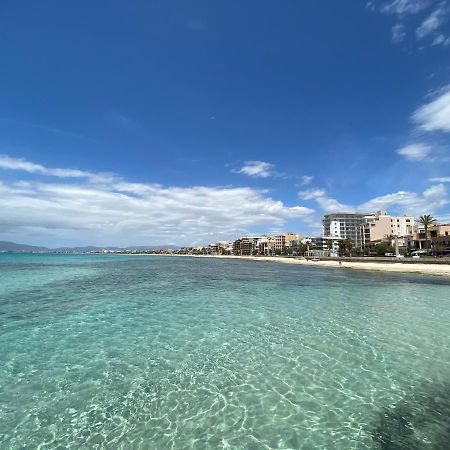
top-left (274, 233), bottom-right (303, 251)
top-left (414, 223), bottom-right (450, 252)
top-left (322, 213), bottom-right (366, 248)
top-left (361, 210), bottom-right (414, 247)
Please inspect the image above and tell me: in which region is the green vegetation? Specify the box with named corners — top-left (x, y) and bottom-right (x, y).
top-left (418, 214), bottom-right (437, 255)
top-left (373, 243), bottom-right (395, 256)
top-left (338, 238), bottom-right (353, 257)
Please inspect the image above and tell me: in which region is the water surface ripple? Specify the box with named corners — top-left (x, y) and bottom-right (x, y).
top-left (1, 254), bottom-right (450, 449)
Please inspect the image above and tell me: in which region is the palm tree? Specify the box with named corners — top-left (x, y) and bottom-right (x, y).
top-left (418, 214), bottom-right (437, 254)
top-left (339, 238), bottom-right (353, 256)
top-left (384, 234), bottom-right (395, 246)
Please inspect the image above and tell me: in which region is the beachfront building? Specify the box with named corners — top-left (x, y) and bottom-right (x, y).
top-left (208, 241), bottom-right (232, 255)
top-left (322, 213), bottom-right (367, 248)
top-left (413, 223), bottom-right (450, 253)
top-left (361, 210), bottom-right (414, 248)
top-left (232, 236), bottom-right (267, 255)
top-left (258, 236), bottom-right (276, 255)
top-left (310, 236), bottom-right (342, 256)
top-left (274, 233), bottom-right (303, 251)
top-left (430, 224), bottom-right (450, 254)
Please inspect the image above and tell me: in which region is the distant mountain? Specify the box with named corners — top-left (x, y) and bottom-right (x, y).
top-left (0, 241), bottom-right (179, 252)
top-left (0, 241), bottom-right (49, 252)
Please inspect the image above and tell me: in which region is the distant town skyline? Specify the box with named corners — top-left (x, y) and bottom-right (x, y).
top-left (0, 1), bottom-right (449, 247)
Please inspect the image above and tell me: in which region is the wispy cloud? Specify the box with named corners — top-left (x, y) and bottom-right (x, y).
top-left (396, 143), bottom-right (432, 160)
top-left (429, 176), bottom-right (450, 182)
top-left (236, 161), bottom-right (275, 178)
top-left (0, 154), bottom-right (315, 246)
top-left (369, 0), bottom-right (450, 48)
top-left (380, 0), bottom-right (430, 15)
top-left (0, 154), bottom-right (116, 183)
top-left (416, 3), bottom-right (449, 40)
top-left (298, 188), bottom-right (353, 212)
top-left (392, 23), bottom-right (407, 42)
top-left (431, 33), bottom-right (450, 45)
top-left (412, 84), bottom-right (450, 132)
top-left (429, 177), bottom-right (450, 183)
top-left (301, 175), bottom-right (314, 185)
top-left (298, 188), bottom-right (327, 200)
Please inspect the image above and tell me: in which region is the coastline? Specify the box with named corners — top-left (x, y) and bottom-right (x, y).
top-left (189, 254), bottom-right (450, 277)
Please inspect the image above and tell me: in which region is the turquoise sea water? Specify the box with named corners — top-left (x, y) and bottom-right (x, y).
top-left (1, 254), bottom-right (450, 449)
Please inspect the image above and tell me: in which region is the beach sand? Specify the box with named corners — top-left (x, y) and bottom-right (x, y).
top-left (191, 255), bottom-right (450, 277)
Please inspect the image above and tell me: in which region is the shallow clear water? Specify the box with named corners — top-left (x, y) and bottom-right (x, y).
top-left (1, 254), bottom-right (450, 449)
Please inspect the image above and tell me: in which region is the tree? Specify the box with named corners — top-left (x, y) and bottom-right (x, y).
top-left (338, 238), bottom-right (353, 256)
top-left (373, 243), bottom-right (394, 257)
top-left (418, 214), bottom-right (437, 254)
top-left (384, 234), bottom-right (395, 246)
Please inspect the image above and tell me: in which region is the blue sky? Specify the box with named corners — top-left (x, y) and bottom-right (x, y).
top-left (0, 0), bottom-right (449, 246)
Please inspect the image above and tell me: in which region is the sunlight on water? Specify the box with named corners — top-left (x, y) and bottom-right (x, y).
top-left (1, 254), bottom-right (450, 449)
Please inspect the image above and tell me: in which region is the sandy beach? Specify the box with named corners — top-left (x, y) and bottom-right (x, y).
top-left (191, 254), bottom-right (450, 277)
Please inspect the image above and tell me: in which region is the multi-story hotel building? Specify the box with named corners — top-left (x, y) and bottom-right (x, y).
top-left (322, 213), bottom-right (367, 248)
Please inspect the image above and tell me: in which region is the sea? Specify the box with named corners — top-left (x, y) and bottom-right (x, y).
top-left (1, 253), bottom-right (450, 449)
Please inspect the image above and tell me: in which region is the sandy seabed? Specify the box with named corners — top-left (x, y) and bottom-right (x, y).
top-left (190, 254), bottom-right (450, 277)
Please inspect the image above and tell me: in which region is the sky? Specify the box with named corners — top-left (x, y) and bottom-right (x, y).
top-left (0, 0), bottom-right (449, 247)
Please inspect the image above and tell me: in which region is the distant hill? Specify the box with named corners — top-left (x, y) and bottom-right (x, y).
top-left (0, 241), bottom-right (179, 252)
top-left (0, 241), bottom-right (49, 252)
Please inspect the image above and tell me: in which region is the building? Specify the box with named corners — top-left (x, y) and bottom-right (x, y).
top-left (430, 224), bottom-right (450, 253)
top-left (232, 239), bottom-right (242, 255)
top-left (208, 241), bottom-right (232, 255)
top-left (361, 210), bottom-right (414, 248)
top-left (414, 223), bottom-right (450, 252)
top-left (258, 236), bottom-right (276, 255)
top-left (310, 236), bottom-right (343, 256)
top-left (232, 236), bottom-right (266, 255)
top-left (322, 213), bottom-right (367, 248)
top-left (274, 233), bottom-right (303, 251)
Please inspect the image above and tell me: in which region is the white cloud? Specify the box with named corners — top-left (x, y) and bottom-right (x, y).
top-left (0, 154), bottom-right (115, 183)
top-left (301, 175), bottom-right (314, 185)
top-left (298, 188), bottom-right (327, 200)
top-left (416, 3), bottom-right (449, 40)
top-left (396, 143), bottom-right (432, 160)
top-left (300, 184), bottom-right (448, 216)
top-left (392, 23), bottom-right (407, 42)
top-left (380, 0), bottom-right (429, 15)
top-left (429, 176), bottom-right (450, 182)
top-left (412, 85), bottom-right (450, 132)
top-left (237, 161), bottom-right (275, 178)
top-left (298, 188), bottom-right (353, 212)
top-left (0, 155), bottom-right (315, 246)
top-left (360, 184), bottom-right (448, 212)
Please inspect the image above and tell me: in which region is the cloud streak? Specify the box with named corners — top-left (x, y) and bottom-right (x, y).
top-left (416, 3), bottom-right (449, 40)
top-left (412, 85), bottom-right (450, 132)
top-left (0, 154), bottom-right (116, 183)
top-left (396, 143), bottom-right (432, 160)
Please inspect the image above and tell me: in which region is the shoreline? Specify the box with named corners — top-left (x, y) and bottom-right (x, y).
top-left (188, 254), bottom-right (450, 277)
